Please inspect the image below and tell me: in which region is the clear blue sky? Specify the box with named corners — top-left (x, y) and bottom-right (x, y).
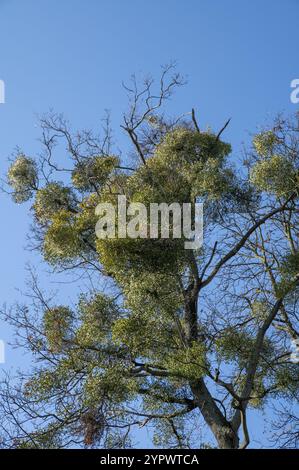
top-left (0, 0), bottom-right (298, 448)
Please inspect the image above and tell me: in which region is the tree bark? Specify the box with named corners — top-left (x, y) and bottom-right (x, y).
top-left (184, 271), bottom-right (239, 448)
top-left (191, 379), bottom-right (239, 449)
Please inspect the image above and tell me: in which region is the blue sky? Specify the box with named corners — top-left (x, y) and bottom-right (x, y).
top-left (0, 0), bottom-right (298, 447)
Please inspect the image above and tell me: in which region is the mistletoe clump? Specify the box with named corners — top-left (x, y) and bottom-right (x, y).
top-left (7, 154), bottom-right (38, 203)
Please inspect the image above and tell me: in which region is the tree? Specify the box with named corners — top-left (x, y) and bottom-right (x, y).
top-left (0, 66), bottom-right (298, 449)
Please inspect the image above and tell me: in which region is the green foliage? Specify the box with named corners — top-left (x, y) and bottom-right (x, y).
top-left (41, 193), bottom-right (100, 265)
top-left (235, 374), bottom-right (266, 408)
top-left (95, 128), bottom-right (238, 283)
top-left (24, 369), bottom-right (62, 400)
top-left (280, 251), bottom-right (299, 278)
top-left (43, 210), bottom-right (82, 262)
top-left (112, 312), bottom-right (178, 360)
top-left (164, 342), bottom-right (207, 381)
top-left (152, 417), bottom-right (187, 448)
top-left (272, 364), bottom-right (299, 396)
top-left (154, 127), bottom-right (231, 166)
top-left (34, 182), bottom-right (75, 223)
top-left (83, 365), bottom-right (138, 406)
top-left (215, 327), bottom-right (273, 368)
top-left (72, 155), bottom-right (119, 191)
top-left (76, 292), bottom-right (121, 347)
top-left (113, 312), bottom-right (206, 381)
top-left (250, 154), bottom-right (297, 197)
top-left (5, 109), bottom-right (299, 449)
top-left (44, 306), bottom-right (73, 352)
top-left (15, 426), bottom-right (62, 449)
top-left (127, 128), bottom-right (232, 204)
top-left (96, 237), bottom-right (187, 280)
top-left (188, 158), bottom-right (234, 201)
top-left (276, 251), bottom-right (299, 297)
top-left (251, 300), bottom-right (269, 322)
top-left (7, 154), bottom-right (38, 203)
top-left (253, 131), bottom-right (279, 158)
top-left (123, 271), bottom-right (183, 317)
top-left (215, 328), bottom-right (250, 364)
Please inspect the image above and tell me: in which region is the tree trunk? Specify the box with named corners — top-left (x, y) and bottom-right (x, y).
top-left (185, 279), bottom-right (239, 448)
top-left (191, 379), bottom-right (239, 449)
